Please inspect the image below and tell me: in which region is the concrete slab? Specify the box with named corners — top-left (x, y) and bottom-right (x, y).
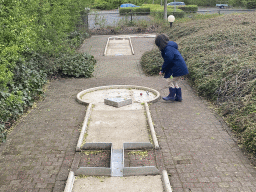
top-left (72, 175), bottom-right (163, 192)
top-left (85, 109), bottom-right (149, 149)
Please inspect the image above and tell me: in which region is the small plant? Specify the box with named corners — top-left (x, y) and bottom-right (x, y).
top-left (94, 12), bottom-right (107, 28)
top-left (59, 52), bottom-right (96, 78)
top-left (140, 49), bottom-right (163, 76)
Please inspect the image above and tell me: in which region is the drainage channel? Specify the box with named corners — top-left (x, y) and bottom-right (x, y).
top-left (64, 85), bottom-right (172, 192)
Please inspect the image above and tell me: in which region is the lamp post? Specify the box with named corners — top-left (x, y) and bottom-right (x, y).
top-left (168, 15), bottom-right (175, 27)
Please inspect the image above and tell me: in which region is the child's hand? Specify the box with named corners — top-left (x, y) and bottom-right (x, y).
top-left (159, 71), bottom-right (163, 75)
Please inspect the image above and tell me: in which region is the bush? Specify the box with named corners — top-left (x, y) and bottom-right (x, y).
top-left (93, 0), bottom-right (124, 10)
top-left (247, 1), bottom-right (256, 9)
top-left (59, 53), bottom-right (96, 78)
top-left (0, 0), bottom-right (96, 142)
top-left (140, 49), bottom-right (163, 76)
top-left (142, 4), bottom-right (185, 18)
top-left (177, 5), bottom-right (198, 12)
top-left (119, 7), bottom-right (150, 15)
top-left (93, 0), bottom-right (110, 10)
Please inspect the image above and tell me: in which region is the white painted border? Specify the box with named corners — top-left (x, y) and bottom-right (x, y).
top-left (76, 85), bottom-right (160, 105)
top-left (162, 170), bottom-right (173, 192)
top-left (64, 171), bottom-right (75, 192)
top-left (76, 103), bottom-right (93, 152)
top-left (129, 37), bottom-right (135, 55)
top-left (103, 37), bottom-right (110, 56)
top-left (145, 102), bottom-right (159, 149)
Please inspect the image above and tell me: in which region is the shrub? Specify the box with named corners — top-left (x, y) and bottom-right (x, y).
top-left (140, 49), bottom-right (163, 76)
top-left (0, 0), bottom-right (96, 142)
top-left (119, 7), bottom-right (150, 15)
top-left (93, 0), bottom-right (124, 10)
top-left (59, 53), bottom-right (96, 78)
top-left (247, 1), bottom-right (256, 9)
top-left (177, 5), bottom-right (198, 12)
top-left (93, 0), bottom-right (110, 10)
top-left (142, 4), bottom-right (185, 18)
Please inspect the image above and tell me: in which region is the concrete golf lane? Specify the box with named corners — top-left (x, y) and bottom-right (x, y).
top-left (72, 175), bottom-right (163, 192)
top-left (104, 37), bottom-right (134, 56)
top-left (85, 104), bottom-right (149, 149)
top-left (64, 86), bottom-right (171, 191)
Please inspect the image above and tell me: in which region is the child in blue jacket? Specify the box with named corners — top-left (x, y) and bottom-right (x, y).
top-left (155, 34), bottom-right (189, 101)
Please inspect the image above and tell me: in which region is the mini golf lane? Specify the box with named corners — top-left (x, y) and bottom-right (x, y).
top-left (85, 103), bottom-right (149, 149)
top-left (64, 86), bottom-right (172, 192)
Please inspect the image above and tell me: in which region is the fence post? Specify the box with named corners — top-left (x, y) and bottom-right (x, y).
top-left (130, 11), bottom-right (133, 23)
top-left (85, 7), bottom-right (90, 30)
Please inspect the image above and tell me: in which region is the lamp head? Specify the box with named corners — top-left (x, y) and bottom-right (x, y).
top-left (168, 15), bottom-right (175, 23)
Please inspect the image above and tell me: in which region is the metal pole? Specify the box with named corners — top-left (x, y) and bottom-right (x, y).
top-left (164, 0), bottom-right (167, 20)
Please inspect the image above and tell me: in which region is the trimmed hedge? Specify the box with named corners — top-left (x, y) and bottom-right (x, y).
top-left (176, 5), bottom-right (198, 12)
top-left (119, 7), bottom-right (150, 15)
top-left (142, 4), bottom-right (185, 18)
top-left (247, 1), bottom-right (256, 9)
top-left (140, 49), bottom-right (163, 75)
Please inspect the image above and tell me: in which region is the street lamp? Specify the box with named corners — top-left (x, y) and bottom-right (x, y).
top-left (168, 15), bottom-right (175, 27)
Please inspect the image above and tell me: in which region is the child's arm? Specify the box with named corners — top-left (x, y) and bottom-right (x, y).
top-left (161, 47), bottom-right (175, 72)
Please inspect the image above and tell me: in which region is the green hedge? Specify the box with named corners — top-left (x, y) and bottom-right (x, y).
top-left (140, 49), bottom-right (163, 75)
top-left (176, 5), bottom-right (198, 12)
top-left (119, 7), bottom-right (150, 15)
top-left (0, 0), bottom-right (96, 142)
top-left (142, 4), bottom-right (185, 18)
top-left (247, 1), bottom-right (256, 9)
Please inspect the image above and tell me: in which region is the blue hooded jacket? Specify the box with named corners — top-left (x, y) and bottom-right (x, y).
top-left (161, 41), bottom-right (189, 78)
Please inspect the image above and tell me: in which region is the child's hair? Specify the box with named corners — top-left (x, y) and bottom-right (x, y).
top-left (155, 34), bottom-right (169, 51)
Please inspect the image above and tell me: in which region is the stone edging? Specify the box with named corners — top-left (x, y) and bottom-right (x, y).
top-left (145, 102), bottom-right (159, 149)
top-left (76, 85), bottom-right (161, 105)
top-left (76, 103), bottom-right (93, 152)
top-left (64, 170), bottom-right (173, 192)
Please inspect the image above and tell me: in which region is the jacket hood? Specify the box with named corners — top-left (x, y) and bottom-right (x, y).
top-left (166, 41), bottom-right (178, 50)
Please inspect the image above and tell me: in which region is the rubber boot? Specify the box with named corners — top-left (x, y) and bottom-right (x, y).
top-left (163, 87), bottom-right (176, 101)
top-left (175, 87), bottom-right (182, 102)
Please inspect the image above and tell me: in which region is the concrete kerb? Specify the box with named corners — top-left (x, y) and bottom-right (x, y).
top-left (64, 171), bottom-right (75, 192)
top-left (162, 170), bottom-right (173, 192)
top-left (76, 103), bottom-right (93, 152)
top-left (76, 85), bottom-right (161, 105)
top-left (145, 102), bottom-right (159, 149)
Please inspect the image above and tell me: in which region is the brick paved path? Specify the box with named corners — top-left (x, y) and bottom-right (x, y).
top-left (0, 35), bottom-right (255, 192)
